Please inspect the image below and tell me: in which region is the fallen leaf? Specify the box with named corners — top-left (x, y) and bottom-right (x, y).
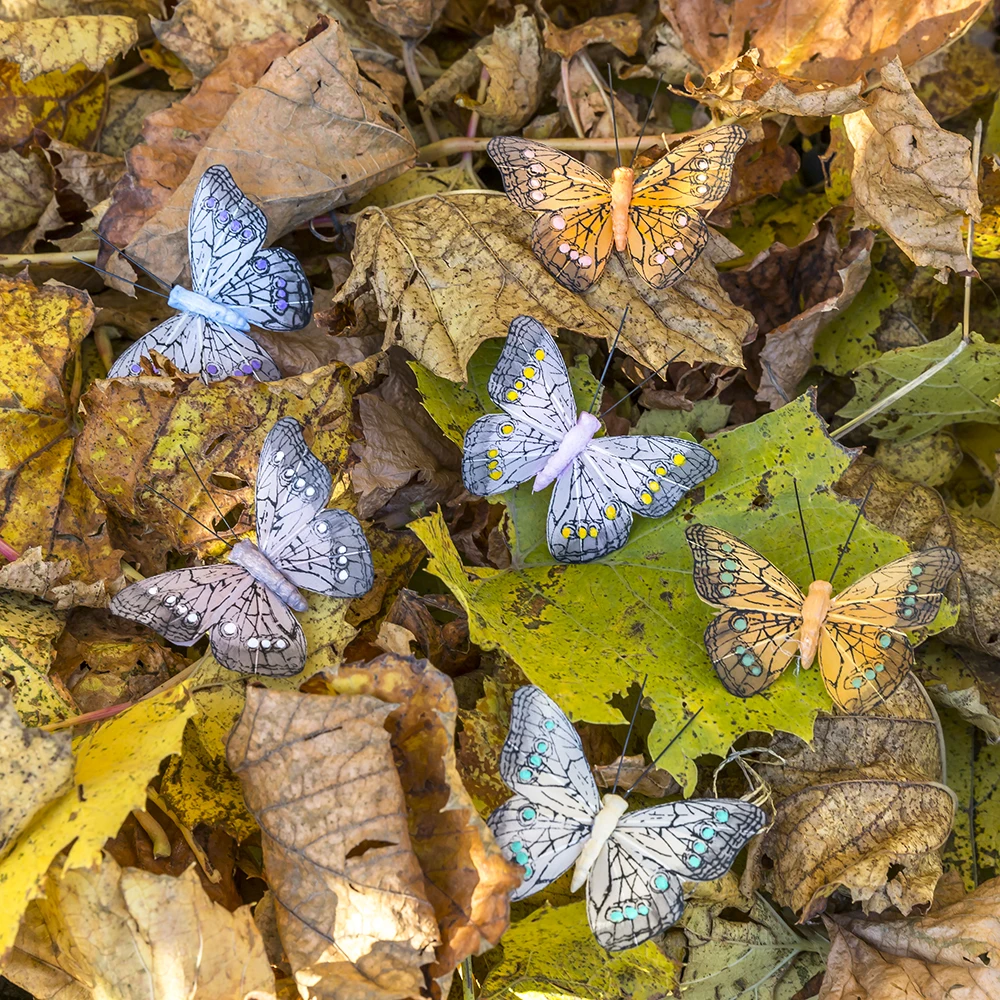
top-left (712, 120), bottom-right (801, 220)
top-left (97, 84), bottom-right (175, 158)
top-left (0, 682), bottom-right (195, 956)
top-left (592, 754), bottom-right (680, 798)
top-left (0, 16), bottom-right (137, 79)
top-left (820, 876), bottom-right (1000, 999)
top-left (42, 136), bottom-right (125, 208)
top-left (914, 34), bottom-right (1000, 122)
top-left (0, 547), bottom-right (114, 608)
top-left (875, 433), bottom-right (964, 488)
top-left (0, 688), bottom-right (72, 863)
top-left (138, 39), bottom-right (194, 88)
top-left (340, 191), bottom-right (750, 380)
top-left (661, 0), bottom-right (990, 86)
top-left (920, 639), bottom-right (1000, 738)
top-left (0, 274), bottom-right (123, 590)
top-left (678, 874), bottom-right (828, 998)
top-left (227, 686), bottom-right (441, 1000)
top-left (0, 147), bottom-right (51, 240)
top-left (99, 33), bottom-right (300, 254)
top-left (367, 0), bottom-right (447, 40)
top-left (117, 21), bottom-right (416, 288)
top-left (541, 12), bottom-right (642, 60)
top-left (411, 386), bottom-right (921, 792)
top-left (844, 58), bottom-right (979, 279)
top-left (478, 900), bottom-right (678, 999)
top-left (307, 652), bottom-right (520, 979)
top-left (1, 899), bottom-right (89, 1000)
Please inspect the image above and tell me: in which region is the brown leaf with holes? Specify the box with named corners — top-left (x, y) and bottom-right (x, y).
top-left (227, 685), bottom-right (441, 1000)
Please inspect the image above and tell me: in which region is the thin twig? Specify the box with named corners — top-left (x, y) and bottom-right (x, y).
top-left (0, 248), bottom-right (98, 267)
top-left (561, 57), bottom-right (585, 138)
top-left (578, 51), bottom-right (615, 123)
top-left (132, 807), bottom-right (172, 857)
top-left (108, 62), bottom-right (153, 87)
top-left (402, 39), bottom-right (440, 146)
top-left (461, 66), bottom-right (490, 171)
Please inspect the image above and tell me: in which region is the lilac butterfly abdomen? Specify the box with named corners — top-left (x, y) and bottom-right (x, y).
top-left (229, 539), bottom-right (308, 611)
top-left (533, 410), bottom-right (601, 492)
top-left (167, 285), bottom-right (251, 333)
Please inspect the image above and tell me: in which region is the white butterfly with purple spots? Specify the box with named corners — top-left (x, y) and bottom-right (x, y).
top-left (106, 165), bottom-right (312, 383)
top-left (109, 419), bottom-right (373, 676)
top-left (488, 686), bottom-right (765, 951)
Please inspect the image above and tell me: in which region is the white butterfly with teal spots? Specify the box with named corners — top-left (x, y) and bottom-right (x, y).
top-left (488, 686), bottom-right (766, 951)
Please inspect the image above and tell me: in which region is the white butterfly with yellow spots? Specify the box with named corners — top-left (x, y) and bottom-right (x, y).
top-left (462, 316), bottom-right (717, 563)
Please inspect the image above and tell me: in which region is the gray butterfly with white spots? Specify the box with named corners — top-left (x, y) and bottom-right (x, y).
top-left (488, 686), bottom-right (766, 952)
top-left (462, 316), bottom-right (717, 563)
top-left (109, 419), bottom-right (373, 676)
top-left (107, 165), bottom-right (312, 383)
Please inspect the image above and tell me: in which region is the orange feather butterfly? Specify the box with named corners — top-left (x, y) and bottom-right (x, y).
top-left (686, 524), bottom-right (959, 713)
top-left (487, 125), bottom-right (746, 293)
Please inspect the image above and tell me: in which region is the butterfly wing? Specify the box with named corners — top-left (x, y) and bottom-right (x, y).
top-left (547, 458), bottom-right (634, 563)
top-left (829, 548), bottom-right (960, 629)
top-left (627, 125), bottom-right (746, 289)
top-left (705, 610), bottom-right (802, 697)
top-left (213, 246), bottom-right (312, 332)
top-left (462, 413), bottom-right (558, 496)
top-left (819, 620), bottom-right (914, 713)
top-left (584, 436), bottom-right (717, 519)
top-left (488, 795), bottom-right (591, 901)
top-left (530, 206), bottom-right (615, 293)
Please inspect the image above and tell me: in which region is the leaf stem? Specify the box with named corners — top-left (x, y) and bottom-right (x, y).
top-left (0, 249), bottom-right (98, 267)
top-left (561, 57), bottom-right (585, 138)
top-left (403, 39), bottom-right (440, 146)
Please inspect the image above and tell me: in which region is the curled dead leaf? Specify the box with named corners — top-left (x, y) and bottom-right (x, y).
top-left (367, 0), bottom-right (447, 40)
top-left (339, 191), bottom-right (750, 380)
top-left (0, 547), bottom-right (115, 609)
top-left (844, 57), bottom-right (979, 280)
top-left (541, 12), bottom-right (642, 61)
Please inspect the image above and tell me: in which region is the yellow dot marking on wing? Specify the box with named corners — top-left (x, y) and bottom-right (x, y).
top-left (489, 469), bottom-right (503, 480)
top-left (577, 526), bottom-right (587, 539)
top-left (589, 526), bottom-right (598, 537)
top-left (487, 449), bottom-right (498, 458)
top-left (523, 366), bottom-right (536, 379)
top-left (488, 460), bottom-right (499, 469)
top-left (535, 349), bottom-right (545, 361)
top-left (501, 423), bottom-right (514, 435)
top-left (561, 525), bottom-right (572, 538)
top-left (514, 380), bottom-right (525, 390)
top-left (673, 454), bottom-right (686, 466)
top-left (605, 504), bottom-right (617, 520)
top-left (506, 390), bottom-right (519, 402)
top-left (640, 492), bottom-right (653, 505)
top-left (655, 465), bottom-right (667, 476)
top-left (648, 480), bottom-right (660, 492)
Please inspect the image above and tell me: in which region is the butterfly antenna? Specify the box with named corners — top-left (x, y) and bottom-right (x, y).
top-left (623, 707), bottom-right (703, 799)
top-left (589, 307), bottom-right (629, 414)
top-left (87, 229), bottom-right (172, 291)
top-left (140, 484), bottom-right (233, 548)
top-left (631, 75), bottom-right (664, 165)
top-left (607, 64), bottom-right (621, 168)
top-left (179, 444), bottom-right (239, 537)
top-left (598, 349), bottom-right (684, 418)
top-left (611, 673), bottom-right (648, 795)
top-left (792, 479), bottom-right (816, 580)
top-left (72, 257), bottom-right (170, 301)
top-left (829, 484), bottom-right (875, 585)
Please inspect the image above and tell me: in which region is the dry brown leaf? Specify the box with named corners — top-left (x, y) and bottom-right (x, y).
top-left (844, 57), bottom-right (979, 280)
top-left (0, 547), bottom-right (114, 609)
top-left (542, 12), bottom-right (641, 60)
top-left (0, 15), bottom-right (137, 79)
top-left (43, 137), bottom-right (124, 208)
top-left (227, 686), bottom-right (440, 1000)
top-left (367, 0), bottom-right (446, 40)
top-left (98, 33), bottom-right (300, 254)
top-left (592, 755), bottom-right (680, 798)
top-left (0, 147), bottom-right (51, 240)
top-left (661, 0), bottom-right (990, 86)
top-left (117, 21), bottom-right (416, 287)
top-left (723, 224), bottom-right (874, 407)
top-left (97, 85), bottom-right (175, 158)
top-left (756, 678), bottom-right (955, 921)
top-left (712, 120), bottom-right (801, 219)
top-left (0, 688), bottom-right (72, 863)
top-left (820, 877), bottom-right (1000, 999)
top-left (339, 192), bottom-right (750, 380)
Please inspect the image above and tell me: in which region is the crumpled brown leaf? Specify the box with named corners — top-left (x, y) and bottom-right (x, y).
top-left (593, 755), bottom-right (679, 798)
top-left (755, 677), bottom-right (955, 920)
top-left (661, 0), bottom-right (990, 86)
top-left (0, 15), bottom-right (137, 79)
top-left (844, 57), bottom-right (979, 280)
top-left (0, 547), bottom-right (116, 609)
top-left (367, 0), bottom-right (446, 40)
top-left (0, 147), bottom-right (51, 240)
top-left (711, 120), bottom-right (800, 220)
top-left (820, 876), bottom-right (1000, 999)
top-left (227, 685), bottom-right (441, 1000)
top-left (42, 136), bottom-right (124, 208)
top-left (115, 21), bottom-right (416, 288)
top-left (340, 191), bottom-right (750, 380)
top-left (0, 688), bottom-right (72, 863)
top-left (722, 223), bottom-right (874, 407)
top-left (541, 11), bottom-right (641, 60)
top-left (307, 653), bottom-right (520, 980)
top-left (99, 32), bottom-right (299, 252)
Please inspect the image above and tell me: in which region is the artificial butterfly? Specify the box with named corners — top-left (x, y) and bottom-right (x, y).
top-left (105, 165), bottom-right (313, 383)
top-left (686, 523), bottom-right (960, 713)
top-left (488, 124), bottom-right (746, 293)
top-left (488, 685), bottom-right (765, 952)
top-left (110, 419), bottom-right (373, 676)
top-left (462, 315), bottom-right (717, 563)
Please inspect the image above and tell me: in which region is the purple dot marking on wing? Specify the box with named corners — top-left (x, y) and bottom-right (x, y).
top-left (230, 220), bottom-right (242, 233)
top-left (241, 228), bottom-right (254, 240)
top-left (276, 287), bottom-right (287, 300)
top-left (206, 363), bottom-right (219, 375)
top-left (206, 197), bottom-right (217, 208)
top-left (129, 363), bottom-right (142, 374)
top-left (240, 363), bottom-right (253, 375)
top-left (250, 359), bottom-right (262, 370)
top-left (275, 277), bottom-right (287, 289)
top-left (275, 300), bottom-right (288, 313)
top-left (254, 258), bottom-right (268, 273)
top-left (218, 210), bottom-right (230, 224)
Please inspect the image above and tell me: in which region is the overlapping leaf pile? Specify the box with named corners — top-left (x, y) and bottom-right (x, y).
top-left (2, 0), bottom-right (1000, 997)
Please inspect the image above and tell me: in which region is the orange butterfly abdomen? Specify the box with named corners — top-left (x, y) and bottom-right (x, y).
top-left (798, 580), bottom-right (834, 669)
top-left (610, 167), bottom-right (635, 252)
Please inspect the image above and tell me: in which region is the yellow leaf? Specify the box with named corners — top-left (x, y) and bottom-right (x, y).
top-left (0, 683), bottom-right (195, 956)
top-left (0, 16), bottom-right (137, 80)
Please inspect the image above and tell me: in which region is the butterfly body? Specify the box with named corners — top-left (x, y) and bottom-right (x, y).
top-left (227, 540), bottom-right (308, 612)
top-left (488, 126), bottom-right (746, 292)
top-left (166, 285), bottom-right (250, 333)
top-left (570, 793), bottom-right (628, 892)
top-left (532, 410), bottom-right (600, 492)
top-left (686, 524), bottom-right (960, 712)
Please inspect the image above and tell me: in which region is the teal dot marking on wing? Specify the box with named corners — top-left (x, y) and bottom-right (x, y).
top-left (720, 572), bottom-right (735, 583)
top-left (864, 668), bottom-right (876, 680)
top-left (715, 808), bottom-right (729, 823)
top-left (723, 559), bottom-right (739, 571)
top-left (638, 903), bottom-right (649, 916)
top-left (523, 865), bottom-right (532, 878)
top-left (851, 677), bottom-right (864, 688)
top-left (878, 634), bottom-right (892, 648)
top-left (535, 740), bottom-right (548, 752)
top-left (609, 909), bottom-right (624, 923)
top-left (518, 767), bottom-right (533, 781)
top-left (720, 586), bottom-right (732, 597)
top-left (911, 565), bottom-right (923, 576)
top-left (907, 582), bottom-right (919, 593)
top-left (875, 663), bottom-right (884, 673)
top-left (512, 841), bottom-right (522, 851)
top-left (740, 652), bottom-right (754, 667)
top-left (624, 905), bottom-right (638, 919)
top-left (521, 807), bottom-right (536, 820)
top-left (693, 841), bottom-right (707, 854)
top-left (750, 665), bottom-right (763, 676)
top-left (529, 753), bottom-right (542, 766)
top-left (735, 645), bottom-right (746, 655)
top-left (544, 719), bottom-right (556, 731)
top-left (721, 543), bottom-right (734, 553)
top-left (732, 617), bottom-right (748, 631)
top-left (702, 826), bottom-right (715, 839)
top-left (654, 874), bottom-right (669, 890)
top-left (687, 855), bottom-right (702, 869)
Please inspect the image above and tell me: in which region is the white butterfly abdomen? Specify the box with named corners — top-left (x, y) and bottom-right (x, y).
top-left (168, 285), bottom-right (251, 333)
top-left (533, 410), bottom-right (601, 492)
top-left (229, 540), bottom-right (308, 612)
top-left (571, 793), bottom-right (628, 892)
